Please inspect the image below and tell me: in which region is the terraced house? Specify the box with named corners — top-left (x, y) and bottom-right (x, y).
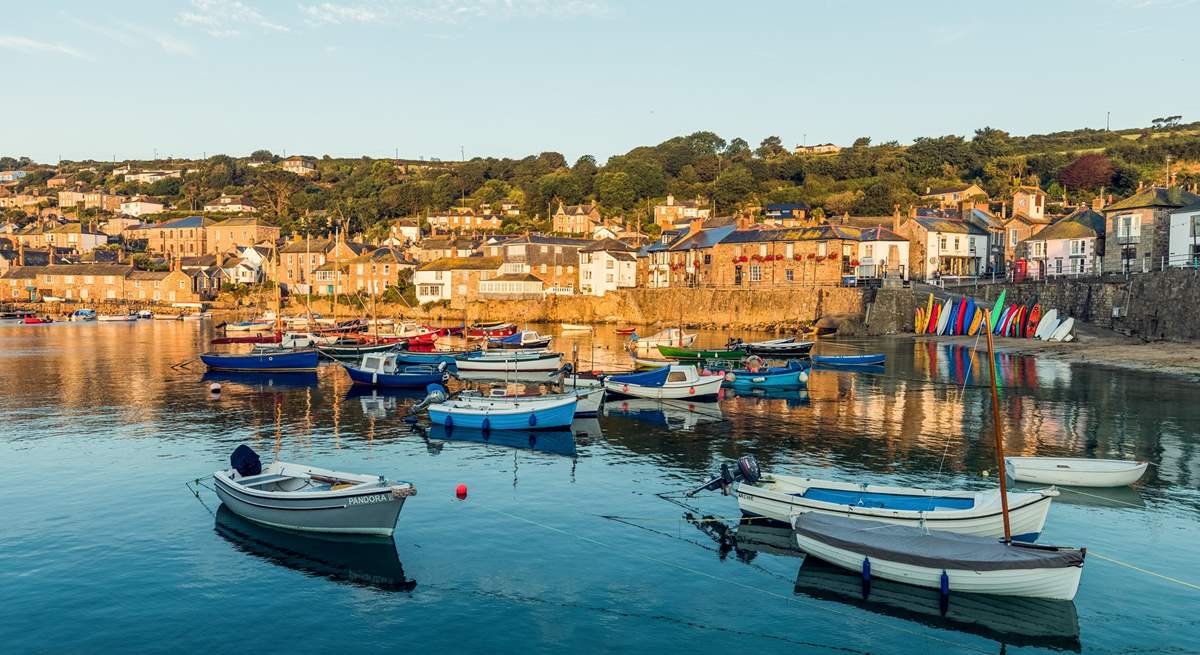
top-left (413, 256), bottom-right (501, 307)
top-left (0, 264), bottom-right (198, 303)
top-left (205, 216), bottom-right (280, 255)
top-left (1101, 186), bottom-right (1200, 274)
top-left (137, 216), bottom-right (213, 257)
top-left (495, 234), bottom-right (590, 293)
top-left (344, 247), bottom-right (417, 294)
top-left (277, 235), bottom-right (368, 295)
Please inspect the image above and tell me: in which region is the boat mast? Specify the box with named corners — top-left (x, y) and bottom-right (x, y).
top-left (332, 225), bottom-right (340, 327)
top-left (983, 309), bottom-right (1013, 544)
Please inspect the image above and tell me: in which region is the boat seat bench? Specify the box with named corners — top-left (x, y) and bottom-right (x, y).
top-left (799, 488), bottom-right (975, 511)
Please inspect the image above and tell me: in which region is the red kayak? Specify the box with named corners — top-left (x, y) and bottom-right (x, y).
top-left (616, 327), bottom-right (636, 335)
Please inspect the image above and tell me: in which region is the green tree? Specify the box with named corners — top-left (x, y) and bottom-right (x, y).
top-left (713, 164), bottom-right (755, 211)
top-left (756, 136), bottom-right (787, 158)
top-left (595, 171), bottom-right (636, 209)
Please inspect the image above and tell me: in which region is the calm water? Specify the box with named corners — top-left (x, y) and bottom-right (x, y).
top-left (1, 321), bottom-right (1198, 654)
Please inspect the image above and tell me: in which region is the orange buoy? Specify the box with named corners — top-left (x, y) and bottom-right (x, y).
top-left (455, 483), bottom-right (468, 500)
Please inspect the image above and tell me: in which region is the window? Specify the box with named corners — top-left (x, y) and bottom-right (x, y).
top-left (540, 246), bottom-right (548, 254)
top-left (939, 236), bottom-right (947, 250)
top-left (540, 264), bottom-right (547, 274)
top-left (606, 273), bottom-right (613, 283)
top-left (759, 245), bottom-right (767, 257)
top-left (785, 243), bottom-right (793, 258)
top-left (1070, 240), bottom-right (1085, 256)
top-left (606, 259), bottom-right (613, 269)
top-left (864, 244), bottom-right (873, 258)
top-left (953, 237), bottom-right (960, 251)
top-left (1055, 259), bottom-right (1063, 274)
top-left (749, 265), bottom-right (762, 282)
top-left (785, 269), bottom-right (794, 281)
top-left (817, 242), bottom-right (827, 257)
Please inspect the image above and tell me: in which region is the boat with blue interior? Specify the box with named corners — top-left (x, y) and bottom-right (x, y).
top-left (415, 384), bottom-right (577, 430)
top-left (604, 364), bottom-right (725, 401)
top-left (341, 352), bottom-right (452, 388)
top-left (720, 359), bottom-right (809, 389)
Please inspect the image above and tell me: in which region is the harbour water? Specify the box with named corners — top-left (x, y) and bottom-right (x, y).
top-left (1, 321), bottom-right (1198, 653)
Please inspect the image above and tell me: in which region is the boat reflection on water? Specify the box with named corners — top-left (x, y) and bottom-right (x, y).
top-left (202, 371), bottom-right (319, 390)
top-left (213, 505), bottom-right (416, 592)
top-left (792, 557), bottom-right (1081, 652)
top-left (1010, 482), bottom-right (1145, 509)
top-left (722, 387), bottom-right (811, 407)
top-left (602, 398), bottom-right (725, 430)
top-left (426, 424), bottom-right (578, 457)
top-left (811, 363), bottom-right (886, 376)
top-left (344, 387), bottom-right (426, 419)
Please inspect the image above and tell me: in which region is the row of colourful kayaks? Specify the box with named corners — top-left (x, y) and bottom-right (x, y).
top-left (915, 290), bottom-right (1075, 342)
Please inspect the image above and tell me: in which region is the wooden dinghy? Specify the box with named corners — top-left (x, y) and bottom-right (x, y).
top-left (1005, 457), bottom-right (1148, 488)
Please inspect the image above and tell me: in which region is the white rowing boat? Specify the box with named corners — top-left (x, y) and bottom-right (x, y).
top-left (604, 364), bottom-right (724, 401)
top-left (1005, 457), bottom-right (1148, 487)
top-left (560, 323), bottom-right (593, 332)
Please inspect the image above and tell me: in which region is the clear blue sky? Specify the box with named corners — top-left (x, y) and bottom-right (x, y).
top-left (3, 0), bottom-right (1198, 165)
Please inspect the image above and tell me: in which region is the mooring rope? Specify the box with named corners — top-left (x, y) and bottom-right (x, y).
top-left (1088, 551), bottom-right (1200, 592)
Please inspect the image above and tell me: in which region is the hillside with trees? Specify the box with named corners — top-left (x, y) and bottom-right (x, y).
top-left (5, 118), bottom-right (1200, 236)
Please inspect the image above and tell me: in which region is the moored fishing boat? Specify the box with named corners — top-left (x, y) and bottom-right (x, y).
top-left (721, 359), bottom-right (808, 389)
top-left (454, 349), bottom-right (563, 372)
top-left (70, 308), bottom-right (97, 321)
top-left (316, 339), bottom-right (398, 362)
top-left (1004, 457), bottom-right (1148, 488)
top-left (489, 330), bottom-right (552, 349)
top-left (416, 384), bottom-right (578, 430)
top-left (182, 312), bottom-right (212, 321)
top-left (630, 328), bottom-right (696, 352)
top-left (22, 315), bottom-right (53, 324)
top-left (98, 313), bottom-right (138, 322)
top-left (341, 352), bottom-right (452, 388)
top-left (792, 513), bottom-right (1085, 600)
top-left (736, 337), bottom-right (814, 357)
top-left (604, 364), bottom-right (724, 401)
top-left (560, 323), bottom-right (593, 332)
top-left (224, 320), bottom-right (274, 332)
top-left (467, 321), bottom-right (517, 337)
top-left (615, 327), bottom-right (636, 335)
top-left (200, 348), bottom-right (320, 372)
top-left (656, 345), bottom-right (744, 361)
top-left (212, 445), bottom-right (415, 536)
top-left (152, 313), bottom-right (181, 320)
top-left (474, 385), bottom-right (606, 417)
top-left (811, 353), bottom-right (886, 367)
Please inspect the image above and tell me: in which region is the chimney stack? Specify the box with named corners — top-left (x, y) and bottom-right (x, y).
top-left (687, 217), bottom-right (704, 236)
top-left (17, 240), bottom-right (24, 266)
top-left (892, 204), bottom-right (902, 233)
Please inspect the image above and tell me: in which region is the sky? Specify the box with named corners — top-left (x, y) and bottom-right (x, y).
top-left (3, 0), bottom-right (1199, 165)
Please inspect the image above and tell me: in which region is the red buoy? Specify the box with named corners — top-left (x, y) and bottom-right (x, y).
top-left (455, 483), bottom-right (468, 500)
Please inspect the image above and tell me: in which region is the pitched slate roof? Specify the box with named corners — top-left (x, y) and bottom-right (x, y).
top-left (145, 215), bottom-right (213, 230)
top-left (579, 238), bottom-right (636, 253)
top-left (912, 217), bottom-right (989, 235)
top-left (128, 270), bottom-right (170, 280)
top-left (1105, 187), bottom-right (1200, 212)
top-left (670, 225), bottom-right (736, 251)
top-left (417, 256), bottom-right (501, 271)
top-left (1028, 207), bottom-right (1105, 241)
top-left (505, 234), bottom-right (593, 247)
top-left (487, 272), bottom-right (543, 282)
top-left (0, 263), bottom-right (133, 278)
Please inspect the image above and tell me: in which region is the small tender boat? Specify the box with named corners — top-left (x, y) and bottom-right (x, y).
top-left (0, 309), bottom-right (36, 321)
top-left (615, 327), bottom-right (636, 336)
top-left (467, 321), bottom-right (517, 337)
top-left (152, 313), bottom-right (181, 320)
top-left (738, 337), bottom-right (814, 357)
top-left (98, 313), bottom-right (138, 322)
top-left (22, 316), bottom-right (53, 324)
top-left (604, 364), bottom-right (725, 401)
top-left (657, 345), bottom-right (745, 361)
top-left (136, 309), bottom-right (153, 319)
top-left (418, 385), bottom-right (578, 430)
top-left (342, 352), bottom-right (452, 388)
top-left (212, 445), bottom-right (415, 536)
top-left (630, 328), bottom-right (696, 352)
top-left (560, 323), bottom-right (593, 332)
top-left (182, 312), bottom-right (211, 321)
top-left (721, 360), bottom-right (808, 389)
top-left (70, 309), bottom-right (97, 321)
top-left (393, 350), bottom-right (467, 368)
top-left (811, 353), bottom-right (886, 367)
top-left (380, 322), bottom-right (438, 345)
top-left (255, 332), bottom-right (325, 351)
top-left (212, 333), bottom-right (282, 345)
top-left (200, 348), bottom-right (320, 372)
top-left (489, 330), bottom-right (553, 349)
top-left (706, 462), bottom-right (1054, 542)
top-left (317, 339), bottom-right (398, 362)
top-left (454, 350), bottom-right (563, 372)
top-left (225, 320), bottom-right (274, 332)
top-left (472, 385), bottom-right (605, 417)
top-left (793, 513), bottom-right (1085, 600)
top-left (1005, 457), bottom-right (1148, 488)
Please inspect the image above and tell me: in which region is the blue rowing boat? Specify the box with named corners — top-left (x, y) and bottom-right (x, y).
top-left (721, 359), bottom-right (809, 389)
top-left (393, 351), bottom-right (464, 369)
top-left (417, 384), bottom-right (577, 430)
top-left (811, 353), bottom-right (886, 367)
top-left (199, 349), bottom-right (319, 372)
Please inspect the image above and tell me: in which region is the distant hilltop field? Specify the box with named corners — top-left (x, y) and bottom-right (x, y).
top-left (3, 118), bottom-right (1199, 238)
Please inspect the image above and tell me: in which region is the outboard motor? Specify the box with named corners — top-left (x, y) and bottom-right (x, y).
top-left (230, 444), bottom-right (261, 477)
top-left (688, 455), bottom-right (760, 496)
top-left (407, 383), bottom-right (448, 420)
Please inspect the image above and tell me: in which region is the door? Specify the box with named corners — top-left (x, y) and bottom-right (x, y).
top-left (734, 265), bottom-right (743, 286)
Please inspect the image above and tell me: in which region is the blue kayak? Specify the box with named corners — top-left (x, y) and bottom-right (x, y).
top-left (811, 354), bottom-right (886, 367)
top-left (722, 360), bottom-right (809, 389)
top-left (200, 349), bottom-right (319, 372)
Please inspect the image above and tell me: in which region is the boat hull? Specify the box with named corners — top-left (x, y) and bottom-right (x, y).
top-left (343, 364), bottom-right (449, 388)
top-left (213, 475), bottom-right (408, 537)
top-left (793, 525), bottom-right (1083, 600)
top-left (428, 396), bottom-right (577, 430)
top-left (604, 374), bottom-right (724, 401)
top-left (812, 354), bottom-right (886, 367)
top-left (737, 475), bottom-right (1053, 542)
top-left (1005, 457), bottom-right (1148, 487)
top-left (723, 368), bottom-right (807, 389)
top-left (200, 350), bottom-right (319, 372)
top-left (454, 353), bottom-right (563, 372)
top-left (657, 345), bottom-right (744, 360)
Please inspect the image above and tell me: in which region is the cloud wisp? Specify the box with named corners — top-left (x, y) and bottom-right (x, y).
top-left (0, 35), bottom-right (88, 59)
top-left (178, 0), bottom-right (292, 37)
top-left (298, 0), bottom-right (613, 26)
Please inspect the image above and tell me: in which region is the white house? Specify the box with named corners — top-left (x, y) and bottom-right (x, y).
top-left (124, 170), bottom-right (181, 185)
top-left (578, 238), bottom-right (637, 296)
top-left (1168, 203), bottom-right (1200, 267)
top-left (203, 195), bottom-right (257, 213)
top-left (902, 217), bottom-right (988, 280)
top-left (413, 256), bottom-right (500, 305)
top-left (854, 227), bottom-right (910, 281)
top-left (45, 222), bottom-right (108, 254)
top-left (120, 198), bottom-right (166, 217)
top-left (280, 156), bottom-right (317, 177)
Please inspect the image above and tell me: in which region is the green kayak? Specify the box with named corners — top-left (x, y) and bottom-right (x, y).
top-left (657, 345), bottom-right (744, 360)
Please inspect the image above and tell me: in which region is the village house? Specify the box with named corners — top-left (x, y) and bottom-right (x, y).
top-left (178, 255), bottom-right (224, 298)
top-left (964, 207), bottom-right (1006, 273)
top-left (139, 215), bottom-right (213, 257)
top-left (1018, 206), bottom-right (1105, 280)
top-left (1167, 202), bottom-right (1200, 267)
top-left (920, 183), bottom-right (988, 211)
top-left (344, 247), bottom-right (417, 295)
top-left (126, 268), bottom-right (202, 303)
top-left (410, 237), bottom-right (479, 263)
top-left (1102, 186), bottom-right (1200, 274)
top-left (427, 207), bottom-right (501, 233)
top-left (276, 235), bottom-right (368, 295)
top-left (1001, 187), bottom-right (1052, 265)
top-left (205, 216), bottom-right (280, 255)
top-left (119, 197), bottom-right (166, 217)
top-left (495, 234), bottom-right (590, 294)
top-left (46, 174), bottom-right (72, 188)
top-left (100, 217), bottom-right (144, 237)
top-left (709, 225), bottom-right (866, 287)
top-left (761, 203), bottom-right (811, 227)
top-left (0, 192), bottom-right (49, 213)
top-left (498, 200), bottom-right (521, 217)
top-left (551, 202), bottom-right (602, 235)
top-left (413, 256), bottom-right (501, 306)
top-left (0, 170), bottom-right (28, 183)
top-left (578, 239), bottom-right (637, 296)
top-left (478, 272), bottom-right (545, 300)
top-left (383, 219), bottom-right (421, 246)
top-left (898, 215), bottom-right (989, 280)
top-left (853, 226), bottom-right (911, 281)
top-left (652, 194), bottom-right (710, 230)
top-left (280, 156), bottom-right (317, 177)
top-left (658, 218), bottom-right (737, 287)
top-left (794, 143), bottom-right (842, 155)
top-left (57, 190), bottom-right (123, 213)
top-left (0, 262), bottom-right (195, 304)
top-left (44, 223), bottom-right (108, 254)
top-left (203, 194), bottom-right (257, 214)
top-left (124, 170), bottom-right (182, 185)
top-left (218, 255), bottom-right (263, 286)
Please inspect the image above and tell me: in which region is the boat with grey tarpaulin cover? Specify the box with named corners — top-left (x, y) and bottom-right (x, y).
top-left (211, 445), bottom-right (416, 536)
